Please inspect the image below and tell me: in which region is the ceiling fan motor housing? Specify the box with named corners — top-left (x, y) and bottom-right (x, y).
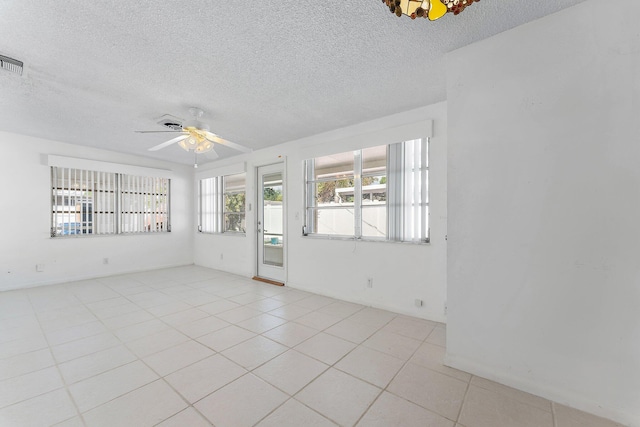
top-left (183, 119), bottom-right (210, 132)
top-left (183, 107), bottom-right (210, 132)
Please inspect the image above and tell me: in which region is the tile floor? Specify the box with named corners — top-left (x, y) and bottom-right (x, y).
top-left (0, 266), bottom-right (625, 427)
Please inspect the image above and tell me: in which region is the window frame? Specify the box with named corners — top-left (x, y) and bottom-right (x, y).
top-left (222, 173), bottom-right (247, 234)
top-left (50, 166), bottom-right (171, 238)
top-left (198, 172), bottom-right (247, 235)
top-left (303, 138), bottom-right (429, 243)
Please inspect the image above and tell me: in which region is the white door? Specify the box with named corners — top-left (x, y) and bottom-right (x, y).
top-left (257, 163), bottom-right (285, 283)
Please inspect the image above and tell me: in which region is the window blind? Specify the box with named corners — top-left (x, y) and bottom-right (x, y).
top-left (51, 167), bottom-right (170, 237)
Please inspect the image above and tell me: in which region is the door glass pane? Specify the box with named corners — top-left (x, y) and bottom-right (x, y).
top-left (263, 172), bottom-right (283, 267)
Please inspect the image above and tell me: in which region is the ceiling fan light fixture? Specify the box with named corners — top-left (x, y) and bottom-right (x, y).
top-left (195, 140), bottom-right (214, 153)
top-left (177, 129), bottom-right (215, 153)
top-left (178, 135), bottom-right (198, 151)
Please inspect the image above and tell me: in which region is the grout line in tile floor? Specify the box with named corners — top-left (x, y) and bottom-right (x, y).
top-left (4, 297), bottom-right (446, 427)
top-left (77, 278), bottom-right (241, 425)
top-left (246, 309), bottom-right (396, 427)
top-left (347, 321), bottom-right (426, 427)
top-left (0, 267), bottom-right (626, 427)
top-left (108, 277), bottom-right (429, 425)
top-left (552, 401), bottom-right (559, 427)
top-left (27, 290), bottom-right (88, 426)
top-left (455, 372), bottom-right (472, 426)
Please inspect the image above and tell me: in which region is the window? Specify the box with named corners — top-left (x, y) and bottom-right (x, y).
top-left (120, 174), bottom-right (170, 233)
top-left (223, 173), bottom-right (246, 233)
top-left (199, 172), bottom-right (246, 234)
top-left (51, 167), bottom-right (170, 237)
top-left (199, 176), bottom-right (223, 233)
top-left (304, 138), bottom-right (428, 242)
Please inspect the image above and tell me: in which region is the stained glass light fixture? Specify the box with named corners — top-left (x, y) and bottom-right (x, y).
top-left (383, 0), bottom-right (479, 20)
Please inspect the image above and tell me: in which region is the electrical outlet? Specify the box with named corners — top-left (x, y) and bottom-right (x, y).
top-left (220, 253), bottom-right (224, 260)
top-left (414, 299), bottom-right (423, 307)
top-left (35, 264), bottom-right (44, 272)
top-left (103, 258), bottom-right (109, 265)
top-left (366, 277), bottom-right (373, 288)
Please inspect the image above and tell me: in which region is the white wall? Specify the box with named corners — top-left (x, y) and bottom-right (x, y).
top-left (446, 1), bottom-right (640, 425)
top-left (0, 132), bottom-right (194, 290)
top-left (195, 102), bottom-right (448, 321)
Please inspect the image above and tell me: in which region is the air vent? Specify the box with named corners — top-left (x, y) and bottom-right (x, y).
top-left (162, 122), bottom-right (182, 131)
top-left (156, 114), bottom-right (183, 131)
top-left (0, 55), bottom-right (23, 75)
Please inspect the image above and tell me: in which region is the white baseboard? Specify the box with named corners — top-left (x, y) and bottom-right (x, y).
top-left (286, 280), bottom-right (446, 324)
top-left (0, 262), bottom-right (195, 292)
top-left (444, 353), bottom-right (637, 427)
top-left (192, 262), bottom-right (252, 279)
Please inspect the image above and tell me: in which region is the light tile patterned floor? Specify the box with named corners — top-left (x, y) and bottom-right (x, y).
top-left (0, 266), bottom-right (626, 427)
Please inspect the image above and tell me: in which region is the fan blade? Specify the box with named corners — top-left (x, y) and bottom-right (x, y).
top-left (148, 134), bottom-right (188, 151)
top-left (204, 148), bottom-right (219, 160)
top-left (135, 130), bottom-right (183, 133)
top-left (205, 132), bottom-right (252, 153)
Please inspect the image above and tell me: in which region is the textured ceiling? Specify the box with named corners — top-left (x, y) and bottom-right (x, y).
top-left (0, 0), bottom-right (587, 165)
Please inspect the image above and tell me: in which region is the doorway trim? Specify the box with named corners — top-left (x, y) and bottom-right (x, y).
top-left (254, 160), bottom-right (287, 284)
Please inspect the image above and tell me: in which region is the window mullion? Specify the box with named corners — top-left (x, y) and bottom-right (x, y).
top-left (80, 169), bottom-right (85, 235)
top-left (152, 177), bottom-right (156, 233)
top-left (411, 140), bottom-right (419, 241)
top-left (422, 138), bottom-right (429, 242)
top-left (217, 176), bottom-right (223, 233)
top-left (136, 175), bottom-right (140, 232)
top-left (387, 143), bottom-right (403, 241)
top-left (354, 150), bottom-right (362, 239)
top-left (222, 175), bottom-right (227, 233)
top-left (144, 176), bottom-right (149, 233)
top-left (305, 160), bottom-right (315, 235)
top-left (51, 167), bottom-right (57, 237)
top-left (213, 177), bottom-right (221, 233)
top-left (165, 179), bottom-right (171, 232)
top-left (110, 172), bottom-right (115, 234)
top-left (96, 172), bottom-right (100, 235)
top-left (90, 170), bottom-right (94, 234)
top-left (104, 171), bottom-right (108, 234)
top-left (198, 179), bottom-right (203, 232)
top-left (116, 174), bottom-right (122, 234)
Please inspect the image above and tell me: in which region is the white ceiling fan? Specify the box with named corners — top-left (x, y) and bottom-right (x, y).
top-left (136, 107), bottom-right (251, 164)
